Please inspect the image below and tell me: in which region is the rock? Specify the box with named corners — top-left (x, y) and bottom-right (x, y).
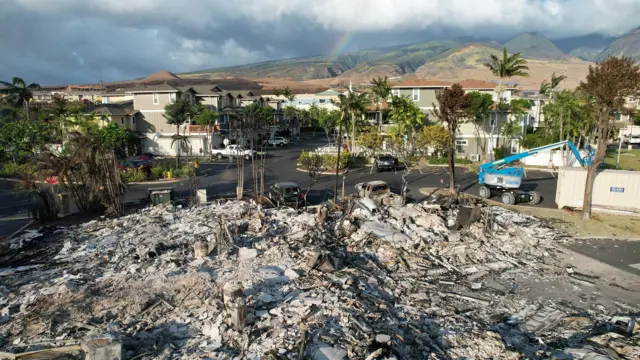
top-left (470, 282), bottom-right (482, 290)
top-left (238, 247), bottom-right (258, 261)
top-left (314, 346), bottom-right (347, 360)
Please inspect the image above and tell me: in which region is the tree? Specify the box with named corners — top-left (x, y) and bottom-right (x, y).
top-left (578, 56), bottom-right (640, 220)
top-left (467, 91), bottom-right (495, 162)
top-left (484, 47), bottom-right (530, 143)
top-left (484, 47), bottom-right (530, 82)
top-left (371, 77), bottom-right (392, 131)
top-left (432, 84), bottom-right (472, 194)
top-left (339, 89), bottom-right (370, 154)
top-left (415, 125), bottom-right (450, 157)
top-left (359, 126), bottom-right (383, 173)
top-left (0, 77), bottom-right (41, 119)
top-left (330, 93), bottom-right (350, 202)
top-left (540, 72), bottom-right (567, 103)
top-left (273, 87), bottom-right (298, 137)
top-left (163, 98), bottom-right (197, 167)
top-left (298, 151), bottom-right (326, 206)
top-left (387, 94), bottom-right (425, 161)
top-left (317, 109), bottom-right (339, 145)
top-left (195, 106), bottom-right (219, 158)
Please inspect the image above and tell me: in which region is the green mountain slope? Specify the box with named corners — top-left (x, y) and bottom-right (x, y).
top-left (598, 27), bottom-right (640, 61)
top-left (187, 40), bottom-right (461, 80)
top-left (503, 32), bottom-right (566, 59)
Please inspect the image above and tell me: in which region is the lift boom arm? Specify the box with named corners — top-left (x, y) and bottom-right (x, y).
top-left (479, 140), bottom-right (592, 171)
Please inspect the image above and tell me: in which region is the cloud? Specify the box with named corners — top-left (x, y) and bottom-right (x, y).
top-left (0, 0), bottom-right (638, 84)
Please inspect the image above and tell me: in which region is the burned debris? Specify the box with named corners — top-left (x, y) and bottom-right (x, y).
top-left (0, 198), bottom-right (638, 359)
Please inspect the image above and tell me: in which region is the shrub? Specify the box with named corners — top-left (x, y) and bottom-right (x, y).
top-left (121, 167), bottom-right (147, 182)
top-left (0, 162), bottom-right (36, 178)
top-left (150, 165), bottom-right (168, 180)
top-left (297, 150), bottom-right (351, 171)
top-left (173, 164), bottom-right (195, 178)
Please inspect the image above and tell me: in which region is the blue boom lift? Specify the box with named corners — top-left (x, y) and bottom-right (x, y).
top-left (478, 140), bottom-right (595, 205)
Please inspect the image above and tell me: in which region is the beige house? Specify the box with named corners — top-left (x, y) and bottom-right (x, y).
top-left (389, 79), bottom-right (520, 161)
top-left (126, 83), bottom-right (200, 155)
top-left (86, 101), bottom-right (139, 131)
top-left (102, 88), bottom-right (135, 104)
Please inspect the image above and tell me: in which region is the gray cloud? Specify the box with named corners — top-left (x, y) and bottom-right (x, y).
top-left (0, 0), bottom-right (639, 84)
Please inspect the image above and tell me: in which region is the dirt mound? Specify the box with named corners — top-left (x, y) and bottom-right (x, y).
top-left (142, 70), bottom-right (180, 82)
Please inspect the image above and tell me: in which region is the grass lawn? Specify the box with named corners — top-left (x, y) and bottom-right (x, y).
top-left (605, 148), bottom-right (640, 170)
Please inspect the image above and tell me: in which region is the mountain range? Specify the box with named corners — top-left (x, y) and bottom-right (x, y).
top-left (182, 27), bottom-right (640, 89)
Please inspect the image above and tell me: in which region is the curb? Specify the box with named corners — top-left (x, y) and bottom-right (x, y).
top-left (1, 176), bottom-right (194, 186)
top-left (296, 167), bottom-right (346, 176)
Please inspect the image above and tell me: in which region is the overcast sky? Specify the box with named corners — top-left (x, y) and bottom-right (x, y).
top-left (1, 0), bottom-right (639, 85)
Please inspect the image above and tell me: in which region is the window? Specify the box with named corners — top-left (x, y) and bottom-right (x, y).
top-left (412, 89), bottom-right (419, 101)
top-left (120, 117), bottom-right (124, 125)
top-left (153, 93), bottom-right (159, 105)
top-left (392, 89), bottom-right (399, 97)
top-left (319, 99), bottom-right (326, 103)
top-left (170, 93), bottom-right (176, 102)
top-left (615, 113), bottom-right (622, 121)
top-left (490, 113), bottom-right (497, 127)
top-left (132, 117), bottom-right (136, 124)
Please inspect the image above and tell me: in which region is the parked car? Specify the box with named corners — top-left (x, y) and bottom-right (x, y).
top-left (211, 145), bottom-right (255, 160)
top-left (266, 137), bottom-right (288, 147)
top-left (268, 181), bottom-right (306, 208)
top-left (624, 134), bottom-right (640, 145)
top-left (315, 144), bottom-right (340, 154)
top-left (354, 180), bottom-right (404, 206)
top-left (374, 154), bottom-right (397, 172)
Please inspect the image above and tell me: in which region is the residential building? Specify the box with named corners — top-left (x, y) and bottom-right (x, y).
top-left (102, 88), bottom-right (134, 104)
top-left (85, 101), bottom-right (139, 131)
top-left (388, 79), bottom-right (521, 161)
top-left (52, 84), bottom-right (106, 103)
top-left (126, 83), bottom-right (200, 155)
top-left (125, 83), bottom-right (285, 155)
top-left (515, 90), bottom-right (548, 129)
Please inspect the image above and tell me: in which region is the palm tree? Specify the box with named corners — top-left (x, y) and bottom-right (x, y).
top-left (540, 72), bottom-right (567, 103)
top-left (344, 89), bottom-right (370, 154)
top-left (371, 76), bottom-right (392, 131)
top-left (163, 98), bottom-right (197, 167)
top-left (484, 47), bottom-right (530, 83)
top-left (0, 77), bottom-right (41, 119)
top-left (484, 47), bottom-right (529, 155)
top-left (330, 93), bottom-right (350, 203)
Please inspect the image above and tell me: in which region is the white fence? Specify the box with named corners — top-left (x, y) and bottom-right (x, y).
top-left (556, 167), bottom-right (640, 213)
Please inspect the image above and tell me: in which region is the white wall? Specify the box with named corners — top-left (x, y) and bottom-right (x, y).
top-left (619, 126), bottom-right (640, 139)
top-left (556, 168), bottom-right (640, 213)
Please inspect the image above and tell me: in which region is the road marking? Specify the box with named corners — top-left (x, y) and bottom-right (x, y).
top-left (629, 263), bottom-right (640, 270)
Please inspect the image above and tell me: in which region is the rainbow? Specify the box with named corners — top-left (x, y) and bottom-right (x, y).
top-left (329, 32), bottom-right (353, 60)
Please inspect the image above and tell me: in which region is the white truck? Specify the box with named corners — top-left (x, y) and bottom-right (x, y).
top-left (211, 145), bottom-right (255, 160)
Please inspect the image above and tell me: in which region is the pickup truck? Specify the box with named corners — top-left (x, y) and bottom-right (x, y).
top-left (211, 145), bottom-right (255, 160)
top-left (354, 180), bottom-right (404, 206)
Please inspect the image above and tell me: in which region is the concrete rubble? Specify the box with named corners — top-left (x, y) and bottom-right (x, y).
top-left (0, 198), bottom-right (639, 359)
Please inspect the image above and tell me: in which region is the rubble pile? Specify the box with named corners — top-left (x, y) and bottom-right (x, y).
top-left (0, 199), bottom-right (638, 359)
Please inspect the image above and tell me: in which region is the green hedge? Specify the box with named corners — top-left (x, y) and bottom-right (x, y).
top-left (0, 162), bottom-right (34, 178)
top-left (298, 150), bottom-right (351, 171)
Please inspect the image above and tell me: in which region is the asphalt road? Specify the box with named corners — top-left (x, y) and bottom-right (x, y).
top-left (0, 180), bottom-right (33, 240)
top-left (1, 134), bottom-right (558, 238)
top-left (566, 238), bottom-right (640, 277)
